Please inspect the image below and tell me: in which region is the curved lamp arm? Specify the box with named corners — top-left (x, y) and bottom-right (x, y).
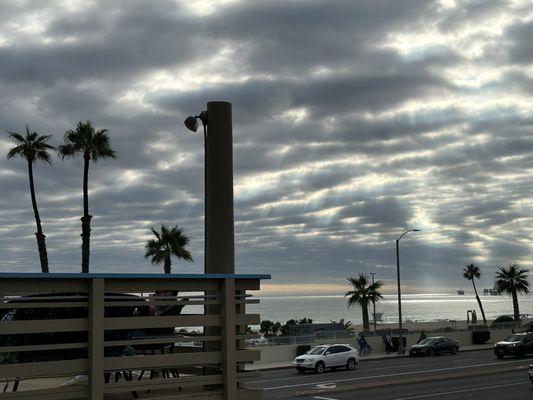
top-left (397, 228), bottom-right (420, 242)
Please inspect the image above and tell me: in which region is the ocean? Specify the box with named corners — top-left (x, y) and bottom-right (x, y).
top-left (248, 293), bottom-right (533, 325)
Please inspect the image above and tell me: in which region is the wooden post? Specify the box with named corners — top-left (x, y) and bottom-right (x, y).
top-left (89, 279), bottom-right (105, 400)
top-left (222, 278), bottom-right (237, 400)
top-left (236, 289), bottom-right (246, 375)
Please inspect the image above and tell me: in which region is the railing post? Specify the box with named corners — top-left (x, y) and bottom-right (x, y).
top-left (89, 279), bottom-right (105, 400)
top-left (222, 278), bottom-right (237, 400)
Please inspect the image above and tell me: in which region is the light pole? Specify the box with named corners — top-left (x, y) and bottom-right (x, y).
top-left (369, 272), bottom-right (377, 333)
top-left (185, 102), bottom-right (235, 364)
top-left (185, 103), bottom-right (235, 272)
top-left (396, 228), bottom-right (420, 355)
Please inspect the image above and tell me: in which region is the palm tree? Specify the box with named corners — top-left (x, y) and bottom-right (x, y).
top-left (58, 121), bottom-right (116, 273)
top-left (462, 263), bottom-right (487, 326)
top-left (144, 224), bottom-right (193, 274)
top-left (345, 273), bottom-right (383, 331)
top-left (7, 126), bottom-right (55, 273)
top-left (495, 264), bottom-right (529, 321)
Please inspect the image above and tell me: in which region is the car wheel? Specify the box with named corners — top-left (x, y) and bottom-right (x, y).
top-left (427, 348), bottom-right (435, 356)
top-left (450, 346), bottom-right (458, 355)
top-left (296, 368), bottom-right (306, 374)
top-left (496, 353), bottom-right (504, 359)
top-left (346, 358), bottom-right (357, 370)
top-left (315, 361), bottom-right (325, 374)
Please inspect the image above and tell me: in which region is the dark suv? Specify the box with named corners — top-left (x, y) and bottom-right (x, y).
top-left (494, 332), bottom-right (533, 358)
top-left (409, 336), bottom-right (459, 357)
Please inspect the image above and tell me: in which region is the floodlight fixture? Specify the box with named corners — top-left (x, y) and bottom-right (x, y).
top-left (184, 111), bottom-right (208, 133)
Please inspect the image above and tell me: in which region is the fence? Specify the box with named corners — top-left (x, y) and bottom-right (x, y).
top-left (252, 330), bottom-right (353, 346)
top-left (0, 272), bottom-right (269, 400)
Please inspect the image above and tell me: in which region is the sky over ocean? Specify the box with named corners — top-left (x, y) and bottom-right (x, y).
top-left (0, 0), bottom-right (532, 294)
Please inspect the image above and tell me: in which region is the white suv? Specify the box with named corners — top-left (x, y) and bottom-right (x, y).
top-left (292, 344), bottom-right (359, 374)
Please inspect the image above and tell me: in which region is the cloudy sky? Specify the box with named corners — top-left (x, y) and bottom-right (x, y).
top-left (0, 0), bottom-right (532, 295)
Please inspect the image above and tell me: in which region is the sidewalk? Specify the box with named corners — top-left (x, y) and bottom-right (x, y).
top-left (245, 344), bottom-right (494, 371)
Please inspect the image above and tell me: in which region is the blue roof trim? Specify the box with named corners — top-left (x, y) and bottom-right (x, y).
top-left (0, 273), bottom-right (271, 280)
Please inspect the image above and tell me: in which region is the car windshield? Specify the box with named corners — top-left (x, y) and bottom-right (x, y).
top-left (418, 338), bottom-right (436, 345)
top-left (503, 334), bottom-right (524, 342)
top-left (308, 346), bottom-right (327, 355)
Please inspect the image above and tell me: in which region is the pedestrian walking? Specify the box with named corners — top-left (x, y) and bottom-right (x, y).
top-left (358, 334), bottom-right (372, 356)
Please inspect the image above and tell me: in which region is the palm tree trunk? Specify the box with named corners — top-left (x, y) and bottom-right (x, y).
top-left (471, 280), bottom-right (487, 325)
top-left (80, 153), bottom-right (92, 273)
top-left (28, 161), bottom-right (49, 273)
top-left (164, 256), bottom-right (171, 274)
top-left (512, 289), bottom-right (520, 321)
top-left (362, 304), bottom-right (370, 331)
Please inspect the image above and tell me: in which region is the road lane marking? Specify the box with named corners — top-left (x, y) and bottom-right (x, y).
top-left (256, 359), bottom-right (529, 390)
top-left (313, 396), bottom-right (340, 400)
top-left (245, 363), bottom-right (421, 384)
top-left (392, 381), bottom-right (527, 399)
top-left (296, 366), bottom-right (527, 397)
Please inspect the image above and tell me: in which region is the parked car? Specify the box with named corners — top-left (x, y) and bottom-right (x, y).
top-left (529, 364), bottom-right (533, 383)
top-left (292, 344), bottom-right (359, 374)
top-left (409, 336), bottom-right (459, 357)
top-left (245, 336), bottom-right (270, 346)
top-left (494, 332), bottom-right (533, 358)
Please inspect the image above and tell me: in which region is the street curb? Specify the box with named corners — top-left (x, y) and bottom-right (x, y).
top-left (246, 346), bottom-right (494, 371)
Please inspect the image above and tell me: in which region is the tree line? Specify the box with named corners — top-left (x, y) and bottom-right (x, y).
top-left (6, 122), bottom-right (192, 274)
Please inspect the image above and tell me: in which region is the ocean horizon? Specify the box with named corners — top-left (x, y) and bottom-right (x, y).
top-left (249, 293), bottom-right (533, 325)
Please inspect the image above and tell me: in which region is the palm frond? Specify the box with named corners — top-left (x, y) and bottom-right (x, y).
top-left (6, 127), bottom-right (54, 164)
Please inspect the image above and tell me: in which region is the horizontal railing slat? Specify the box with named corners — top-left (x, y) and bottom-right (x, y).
top-left (105, 350), bottom-right (221, 370)
top-left (104, 349), bottom-right (259, 370)
top-left (104, 314), bottom-right (221, 330)
top-left (0, 302), bottom-right (88, 309)
top-left (0, 318), bottom-right (87, 334)
top-left (0, 385), bottom-right (87, 400)
top-left (0, 359), bottom-right (87, 378)
top-left (104, 374), bottom-right (223, 392)
top-left (0, 342), bottom-right (87, 353)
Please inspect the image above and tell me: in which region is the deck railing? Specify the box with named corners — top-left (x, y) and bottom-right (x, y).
top-left (0, 273), bottom-right (269, 400)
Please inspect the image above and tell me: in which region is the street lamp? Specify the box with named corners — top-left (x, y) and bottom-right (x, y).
top-left (369, 272), bottom-right (377, 333)
top-left (184, 111), bottom-right (208, 271)
top-left (396, 228), bottom-right (420, 355)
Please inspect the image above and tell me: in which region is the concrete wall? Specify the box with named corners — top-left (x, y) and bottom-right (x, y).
top-left (255, 329), bottom-right (514, 365)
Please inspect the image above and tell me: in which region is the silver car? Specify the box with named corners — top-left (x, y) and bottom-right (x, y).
top-left (292, 344), bottom-right (359, 374)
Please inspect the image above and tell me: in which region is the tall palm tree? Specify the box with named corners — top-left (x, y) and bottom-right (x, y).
top-left (462, 263), bottom-right (487, 326)
top-left (145, 224), bottom-right (193, 274)
top-left (345, 273), bottom-right (383, 331)
top-left (495, 264), bottom-right (529, 321)
top-left (7, 126), bottom-right (55, 273)
top-left (58, 121), bottom-right (116, 273)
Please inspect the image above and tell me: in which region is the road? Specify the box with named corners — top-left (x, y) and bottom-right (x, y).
top-left (243, 349), bottom-right (533, 399)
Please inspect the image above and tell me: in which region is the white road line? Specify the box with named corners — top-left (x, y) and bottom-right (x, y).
top-left (313, 396), bottom-right (340, 400)
top-left (258, 359), bottom-right (528, 390)
top-left (391, 381), bottom-right (527, 400)
top-left (246, 363), bottom-right (422, 384)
